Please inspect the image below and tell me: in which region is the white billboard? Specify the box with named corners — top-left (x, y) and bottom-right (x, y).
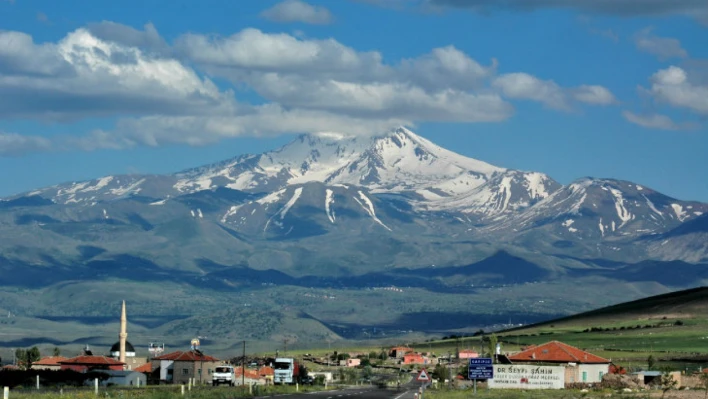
top-left (489, 365), bottom-right (565, 389)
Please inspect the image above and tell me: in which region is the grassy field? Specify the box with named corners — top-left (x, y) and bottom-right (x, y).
top-left (2, 384), bottom-right (330, 398)
top-left (423, 388), bottom-right (654, 398)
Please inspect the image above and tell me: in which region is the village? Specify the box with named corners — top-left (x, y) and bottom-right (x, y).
top-left (2, 301), bottom-right (707, 397)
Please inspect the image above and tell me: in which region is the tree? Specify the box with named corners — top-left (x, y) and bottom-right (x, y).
top-left (699, 372), bottom-right (708, 399)
top-left (14, 349), bottom-right (27, 369)
top-left (28, 347), bottom-right (41, 364)
top-left (647, 355), bottom-right (656, 371)
top-left (659, 369), bottom-right (677, 399)
top-left (15, 347), bottom-right (41, 370)
top-left (53, 347), bottom-right (61, 357)
top-left (362, 365), bottom-right (373, 380)
top-left (488, 333), bottom-right (498, 362)
top-left (432, 364), bottom-right (447, 381)
top-left (379, 350), bottom-right (387, 360)
top-left (369, 351), bottom-right (378, 360)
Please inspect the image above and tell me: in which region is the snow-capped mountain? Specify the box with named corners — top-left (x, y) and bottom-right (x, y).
top-left (2, 126), bottom-right (706, 268)
top-left (164, 127), bottom-right (560, 220)
top-left (492, 178), bottom-right (706, 237)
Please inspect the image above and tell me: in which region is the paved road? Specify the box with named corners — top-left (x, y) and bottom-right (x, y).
top-left (254, 383), bottom-right (428, 399)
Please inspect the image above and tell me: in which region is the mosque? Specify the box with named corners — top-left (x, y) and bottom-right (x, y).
top-left (108, 301), bottom-right (148, 370)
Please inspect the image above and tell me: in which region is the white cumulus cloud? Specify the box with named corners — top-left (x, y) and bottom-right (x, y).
top-left (634, 28), bottom-right (688, 60)
top-left (0, 22), bottom-right (619, 156)
top-left (643, 66), bottom-right (708, 115)
top-left (0, 132), bottom-right (52, 156)
top-left (261, 0), bottom-right (334, 25)
top-left (0, 28), bottom-right (230, 121)
top-left (622, 111), bottom-right (682, 130)
top-left (492, 73), bottom-right (615, 110)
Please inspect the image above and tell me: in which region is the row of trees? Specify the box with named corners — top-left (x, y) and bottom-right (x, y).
top-left (12, 347), bottom-right (61, 370)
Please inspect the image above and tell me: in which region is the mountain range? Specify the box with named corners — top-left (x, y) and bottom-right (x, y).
top-left (1, 127), bottom-right (706, 352)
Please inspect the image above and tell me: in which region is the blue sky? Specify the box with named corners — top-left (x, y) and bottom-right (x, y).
top-left (1, 0), bottom-right (707, 200)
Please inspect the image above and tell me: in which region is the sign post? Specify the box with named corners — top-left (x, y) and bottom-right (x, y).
top-left (468, 358), bottom-right (493, 395)
top-left (416, 368), bottom-right (430, 399)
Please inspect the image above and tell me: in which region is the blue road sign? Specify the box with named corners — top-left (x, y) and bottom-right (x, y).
top-left (468, 358), bottom-right (494, 380)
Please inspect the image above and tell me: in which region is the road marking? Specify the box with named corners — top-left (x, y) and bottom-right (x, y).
top-left (393, 390), bottom-right (409, 399)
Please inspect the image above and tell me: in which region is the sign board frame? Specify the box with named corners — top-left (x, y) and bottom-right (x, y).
top-left (416, 368), bottom-right (431, 382)
top-left (468, 358), bottom-right (494, 380)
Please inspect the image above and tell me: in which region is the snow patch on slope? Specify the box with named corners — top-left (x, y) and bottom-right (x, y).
top-left (82, 176), bottom-right (114, 192)
top-left (221, 205), bottom-right (243, 223)
top-left (671, 204), bottom-right (688, 221)
top-left (264, 187), bottom-right (303, 232)
top-left (279, 187), bottom-right (303, 220)
top-left (609, 188), bottom-right (632, 227)
top-left (325, 189), bottom-right (336, 223)
top-left (643, 195), bottom-right (663, 216)
top-left (257, 189), bottom-right (286, 205)
top-left (524, 172), bottom-right (551, 199)
top-left (109, 178), bottom-right (145, 197)
top-left (354, 191), bottom-right (391, 231)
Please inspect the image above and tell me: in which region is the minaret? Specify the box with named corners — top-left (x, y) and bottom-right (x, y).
top-left (119, 300), bottom-right (127, 364)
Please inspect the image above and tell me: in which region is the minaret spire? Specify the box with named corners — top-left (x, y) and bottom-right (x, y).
top-left (119, 300), bottom-right (127, 364)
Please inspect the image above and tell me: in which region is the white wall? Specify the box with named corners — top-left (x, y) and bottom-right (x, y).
top-left (578, 364), bottom-right (609, 383)
top-left (309, 372), bottom-right (333, 382)
top-left (489, 365), bottom-right (565, 390)
top-left (160, 360), bottom-right (174, 381)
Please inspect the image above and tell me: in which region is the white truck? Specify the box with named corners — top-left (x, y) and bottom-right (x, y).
top-left (212, 365), bottom-right (236, 386)
top-left (274, 357), bottom-right (300, 385)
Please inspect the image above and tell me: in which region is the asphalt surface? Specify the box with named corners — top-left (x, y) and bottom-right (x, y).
top-left (255, 381), bottom-right (429, 399)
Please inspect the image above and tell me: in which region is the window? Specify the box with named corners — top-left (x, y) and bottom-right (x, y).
top-left (182, 369), bottom-right (189, 376)
top-left (208, 369), bottom-right (212, 375)
top-left (275, 362), bottom-right (292, 370)
top-left (599, 371), bottom-right (604, 380)
top-left (198, 368), bottom-right (202, 375)
top-left (582, 371), bottom-right (587, 382)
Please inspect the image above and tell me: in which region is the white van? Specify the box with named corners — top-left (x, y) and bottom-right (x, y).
top-left (212, 365), bottom-right (236, 386)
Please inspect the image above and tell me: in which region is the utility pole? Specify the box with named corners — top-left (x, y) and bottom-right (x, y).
top-left (326, 339), bottom-right (331, 367)
top-left (242, 341), bottom-right (246, 388)
top-left (447, 352), bottom-right (451, 388)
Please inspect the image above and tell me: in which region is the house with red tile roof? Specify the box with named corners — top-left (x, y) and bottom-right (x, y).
top-left (151, 350), bottom-right (221, 386)
top-left (32, 356), bottom-right (68, 371)
top-left (134, 363), bottom-right (153, 374)
top-left (458, 350), bottom-right (479, 359)
top-left (402, 353), bottom-right (428, 365)
top-left (508, 341), bottom-right (610, 384)
top-left (59, 356), bottom-right (125, 373)
top-left (233, 366), bottom-right (267, 385)
top-left (258, 366), bottom-right (274, 384)
top-left (389, 346), bottom-right (413, 358)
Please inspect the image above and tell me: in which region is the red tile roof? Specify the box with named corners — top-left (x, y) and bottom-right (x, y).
top-left (60, 356), bottom-right (125, 366)
top-left (33, 356), bottom-right (68, 366)
top-left (258, 366), bottom-right (274, 377)
top-left (234, 367), bottom-right (261, 379)
top-left (134, 363), bottom-right (153, 373)
top-left (508, 341), bottom-right (609, 364)
top-left (153, 351), bottom-right (219, 362)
